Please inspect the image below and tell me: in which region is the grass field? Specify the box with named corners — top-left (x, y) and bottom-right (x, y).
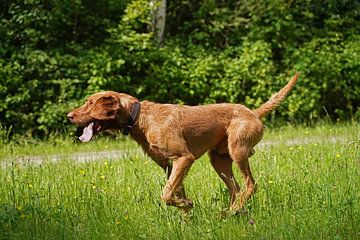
top-left (0, 123), bottom-right (359, 239)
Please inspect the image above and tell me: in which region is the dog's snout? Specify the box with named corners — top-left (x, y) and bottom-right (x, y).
top-left (67, 112), bottom-right (74, 120)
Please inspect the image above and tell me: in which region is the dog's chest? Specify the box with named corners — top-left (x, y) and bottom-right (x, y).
top-left (131, 132), bottom-right (171, 166)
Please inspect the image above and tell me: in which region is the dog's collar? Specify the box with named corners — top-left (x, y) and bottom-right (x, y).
top-left (122, 101), bottom-right (141, 135)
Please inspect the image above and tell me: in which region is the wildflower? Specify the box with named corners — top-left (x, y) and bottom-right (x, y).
top-left (100, 175), bottom-right (106, 180)
top-left (104, 161), bottom-right (108, 166)
top-left (79, 170), bottom-right (86, 176)
top-left (305, 131), bottom-right (309, 134)
top-left (28, 184), bottom-right (33, 189)
top-left (105, 145), bottom-right (108, 149)
top-left (248, 219), bottom-right (255, 225)
top-left (289, 147), bottom-right (294, 150)
top-left (298, 146), bottom-right (302, 150)
top-left (336, 153), bottom-right (340, 158)
top-left (268, 180), bottom-right (273, 184)
top-left (115, 219), bottom-right (121, 225)
top-left (92, 185), bottom-right (96, 189)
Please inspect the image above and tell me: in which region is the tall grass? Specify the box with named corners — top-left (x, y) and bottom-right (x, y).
top-left (0, 123), bottom-right (359, 239)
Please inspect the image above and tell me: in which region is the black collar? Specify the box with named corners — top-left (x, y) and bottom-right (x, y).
top-left (122, 101), bottom-right (141, 135)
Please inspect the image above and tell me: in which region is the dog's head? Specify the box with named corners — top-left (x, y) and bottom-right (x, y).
top-left (67, 91), bottom-right (139, 142)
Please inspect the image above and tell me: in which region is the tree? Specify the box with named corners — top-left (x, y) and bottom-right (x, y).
top-left (150, 0), bottom-right (166, 46)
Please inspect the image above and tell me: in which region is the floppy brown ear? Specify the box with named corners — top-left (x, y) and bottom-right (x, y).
top-left (90, 95), bottom-right (120, 120)
top-left (118, 93), bottom-right (139, 114)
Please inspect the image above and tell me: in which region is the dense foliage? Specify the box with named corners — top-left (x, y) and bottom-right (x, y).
top-left (1, 0), bottom-right (359, 136)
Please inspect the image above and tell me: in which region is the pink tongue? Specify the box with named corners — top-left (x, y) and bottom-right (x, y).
top-left (79, 122), bottom-right (94, 142)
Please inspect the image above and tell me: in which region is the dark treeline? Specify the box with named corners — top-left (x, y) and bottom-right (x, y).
top-left (1, 0), bottom-right (359, 136)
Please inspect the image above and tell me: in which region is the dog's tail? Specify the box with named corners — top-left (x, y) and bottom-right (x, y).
top-left (254, 73), bottom-right (299, 118)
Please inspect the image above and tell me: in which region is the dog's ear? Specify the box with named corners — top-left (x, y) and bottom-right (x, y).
top-left (118, 93), bottom-right (139, 114)
top-left (90, 95), bottom-right (120, 120)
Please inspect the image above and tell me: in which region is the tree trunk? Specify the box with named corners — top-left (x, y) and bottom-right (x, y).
top-left (150, 0), bottom-right (166, 47)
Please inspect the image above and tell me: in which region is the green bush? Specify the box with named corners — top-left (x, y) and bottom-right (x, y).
top-left (0, 0), bottom-right (359, 137)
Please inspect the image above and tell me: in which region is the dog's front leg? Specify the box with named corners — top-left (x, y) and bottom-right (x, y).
top-left (165, 165), bottom-right (187, 199)
top-left (161, 155), bottom-right (194, 209)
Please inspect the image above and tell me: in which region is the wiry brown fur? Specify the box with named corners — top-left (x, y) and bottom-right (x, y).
top-left (68, 73), bottom-right (299, 212)
top-left (254, 72), bottom-right (299, 118)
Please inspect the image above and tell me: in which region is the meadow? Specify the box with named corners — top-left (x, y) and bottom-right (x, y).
top-left (0, 123), bottom-right (359, 239)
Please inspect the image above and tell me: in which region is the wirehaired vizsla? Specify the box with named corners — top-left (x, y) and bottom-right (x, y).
top-left (67, 73), bottom-right (299, 212)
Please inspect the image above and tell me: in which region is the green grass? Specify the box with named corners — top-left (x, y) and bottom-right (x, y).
top-left (0, 123), bottom-right (359, 239)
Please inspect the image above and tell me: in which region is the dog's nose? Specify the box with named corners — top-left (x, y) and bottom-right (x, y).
top-left (67, 112), bottom-right (74, 120)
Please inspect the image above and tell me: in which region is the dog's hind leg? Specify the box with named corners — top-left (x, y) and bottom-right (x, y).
top-left (230, 149), bottom-right (257, 212)
top-left (227, 118), bottom-right (264, 212)
top-left (209, 150), bottom-right (240, 204)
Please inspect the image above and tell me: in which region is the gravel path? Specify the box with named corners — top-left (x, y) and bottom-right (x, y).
top-left (1, 135), bottom-right (351, 168)
top-left (1, 149), bottom-right (142, 168)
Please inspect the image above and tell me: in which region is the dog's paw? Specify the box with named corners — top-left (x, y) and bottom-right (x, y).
top-left (220, 207), bottom-right (247, 218)
top-left (178, 199), bottom-right (193, 209)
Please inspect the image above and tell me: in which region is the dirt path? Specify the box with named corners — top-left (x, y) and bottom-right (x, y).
top-left (1, 135), bottom-right (352, 168)
top-left (1, 149), bottom-right (142, 168)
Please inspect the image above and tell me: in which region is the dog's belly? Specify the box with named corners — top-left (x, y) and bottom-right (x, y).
top-left (138, 124), bottom-right (226, 161)
top-left (183, 123), bottom-right (227, 158)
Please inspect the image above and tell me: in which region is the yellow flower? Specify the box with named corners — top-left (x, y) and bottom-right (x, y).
top-left (92, 185), bottom-right (96, 189)
top-left (28, 184), bottom-right (33, 189)
top-left (289, 147), bottom-right (294, 150)
top-left (268, 180), bottom-right (273, 184)
top-left (115, 219), bottom-right (121, 225)
top-left (104, 161), bottom-right (108, 166)
top-left (336, 153), bottom-right (340, 158)
top-left (100, 175), bottom-right (106, 180)
top-left (79, 170), bottom-right (86, 176)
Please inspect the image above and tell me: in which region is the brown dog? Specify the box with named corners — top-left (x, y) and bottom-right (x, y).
top-left (67, 73), bottom-right (299, 212)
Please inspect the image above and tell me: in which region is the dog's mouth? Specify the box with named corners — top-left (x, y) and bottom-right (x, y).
top-left (78, 121), bottom-right (103, 142)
